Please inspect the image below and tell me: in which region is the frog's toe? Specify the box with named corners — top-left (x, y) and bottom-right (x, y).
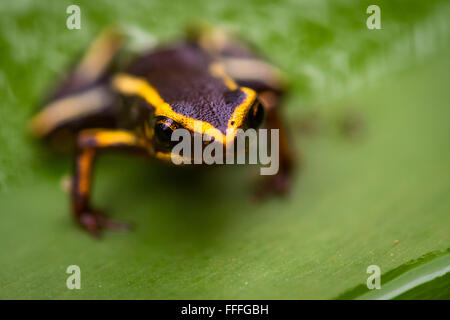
top-left (77, 209), bottom-right (132, 237)
top-left (254, 172), bottom-right (292, 201)
top-left (97, 215), bottom-right (133, 232)
top-left (78, 211), bottom-right (103, 237)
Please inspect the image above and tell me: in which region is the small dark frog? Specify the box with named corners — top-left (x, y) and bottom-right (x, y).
top-left (30, 27), bottom-right (296, 236)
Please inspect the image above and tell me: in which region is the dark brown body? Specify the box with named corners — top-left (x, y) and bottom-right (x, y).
top-left (31, 27), bottom-right (296, 236)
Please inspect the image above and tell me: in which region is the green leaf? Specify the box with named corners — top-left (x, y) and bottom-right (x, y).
top-left (0, 0), bottom-right (449, 299)
top-left (338, 251), bottom-right (450, 300)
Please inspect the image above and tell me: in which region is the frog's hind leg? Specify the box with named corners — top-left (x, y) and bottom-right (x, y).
top-left (30, 85), bottom-right (119, 150)
top-left (30, 28), bottom-right (125, 151)
top-left (72, 129), bottom-right (153, 237)
top-left (192, 27), bottom-right (285, 94)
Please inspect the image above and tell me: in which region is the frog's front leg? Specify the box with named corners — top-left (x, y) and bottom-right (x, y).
top-left (72, 129), bottom-right (152, 236)
top-left (256, 92), bottom-right (297, 199)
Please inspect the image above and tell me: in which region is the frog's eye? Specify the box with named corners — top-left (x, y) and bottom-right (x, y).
top-left (247, 99), bottom-right (265, 129)
top-left (154, 117), bottom-right (181, 149)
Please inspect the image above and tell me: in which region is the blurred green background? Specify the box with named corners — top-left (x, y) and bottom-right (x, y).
top-left (0, 0), bottom-right (449, 299)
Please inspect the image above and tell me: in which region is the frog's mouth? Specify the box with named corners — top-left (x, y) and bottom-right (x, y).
top-left (154, 136), bottom-right (254, 166)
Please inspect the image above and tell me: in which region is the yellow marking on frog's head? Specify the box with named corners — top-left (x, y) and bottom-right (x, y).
top-left (154, 151), bottom-right (194, 164)
top-left (112, 73), bottom-right (257, 146)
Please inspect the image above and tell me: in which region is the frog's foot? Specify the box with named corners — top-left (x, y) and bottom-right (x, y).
top-left (77, 208), bottom-right (132, 237)
top-left (254, 171), bottom-right (292, 201)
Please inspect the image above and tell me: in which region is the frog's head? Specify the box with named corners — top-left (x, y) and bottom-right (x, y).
top-left (113, 73), bottom-right (265, 164)
top-left (150, 87), bottom-right (265, 163)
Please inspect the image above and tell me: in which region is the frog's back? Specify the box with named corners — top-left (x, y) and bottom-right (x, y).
top-left (30, 27), bottom-right (282, 150)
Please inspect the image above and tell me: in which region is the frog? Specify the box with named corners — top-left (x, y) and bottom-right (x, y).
top-left (30, 27), bottom-right (296, 237)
